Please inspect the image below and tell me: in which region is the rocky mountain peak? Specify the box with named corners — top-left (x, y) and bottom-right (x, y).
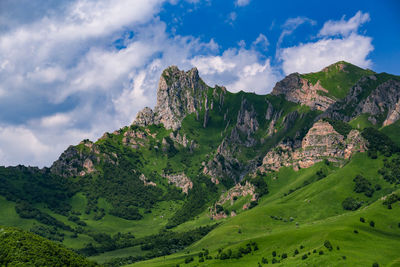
top-left (134, 66), bottom-right (209, 130)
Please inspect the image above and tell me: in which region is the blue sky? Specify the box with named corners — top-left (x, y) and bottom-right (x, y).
top-left (0, 0), bottom-right (399, 167)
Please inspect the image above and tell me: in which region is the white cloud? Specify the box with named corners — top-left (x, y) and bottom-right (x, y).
top-left (252, 33), bottom-right (269, 51)
top-left (191, 46), bottom-right (280, 94)
top-left (0, 125), bottom-right (52, 167)
top-left (276, 16), bottom-right (316, 52)
top-left (319, 11), bottom-right (370, 37)
top-left (235, 0), bottom-right (251, 7)
top-left (280, 33), bottom-right (373, 75)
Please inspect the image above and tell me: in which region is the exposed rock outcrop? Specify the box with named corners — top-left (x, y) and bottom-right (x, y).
top-left (258, 120), bottom-right (367, 173)
top-left (51, 140), bottom-right (100, 177)
top-left (134, 107), bottom-right (156, 127)
top-left (122, 128), bottom-right (156, 149)
top-left (134, 66), bottom-right (214, 130)
top-left (324, 76), bottom-right (400, 126)
top-left (272, 73), bottom-right (335, 111)
top-left (163, 172), bottom-right (193, 194)
top-left (203, 98), bottom-right (260, 182)
top-left (139, 174), bottom-right (157, 187)
top-left (210, 181), bottom-right (256, 220)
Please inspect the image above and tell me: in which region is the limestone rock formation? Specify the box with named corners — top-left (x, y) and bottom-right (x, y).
top-left (324, 76), bottom-right (400, 126)
top-left (50, 140), bottom-right (100, 177)
top-left (258, 120), bottom-right (367, 173)
top-left (203, 98), bottom-right (260, 181)
top-left (162, 172), bottom-right (193, 194)
top-left (272, 73), bottom-right (335, 111)
top-left (134, 66), bottom-right (212, 130)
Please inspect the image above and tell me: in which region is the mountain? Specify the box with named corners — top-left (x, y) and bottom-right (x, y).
top-left (1, 61), bottom-right (400, 266)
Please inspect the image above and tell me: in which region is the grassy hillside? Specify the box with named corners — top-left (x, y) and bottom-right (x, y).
top-left (382, 120), bottom-right (400, 147)
top-left (0, 225), bottom-right (98, 266)
top-left (131, 153), bottom-right (400, 267)
top-left (301, 61), bottom-right (374, 99)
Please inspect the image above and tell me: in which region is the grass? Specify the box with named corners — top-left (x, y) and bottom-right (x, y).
top-left (301, 61), bottom-right (374, 99)
top-left (130, 153), bottom-right (400, 266)
top-left (381, 120), bottom-right (400, 147)
top-left (349, 113), bottom-right (375, 130)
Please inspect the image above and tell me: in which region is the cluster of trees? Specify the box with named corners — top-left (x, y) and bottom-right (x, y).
top-left (353, 175), bottom-right (375, 197)
top-left (342, 197), bottom-right (362, 211)
top-left (0, 226), bottom-right (98, 266)
top-left (323, 118), bottom-right (353, 137)
top-left (15, 201), bottom-right (72, 231)
top-left (383, 193), bottom-right (399, 209)
top-left (101, 225), bottom-right (216, 266)
top-left (362, 127), bottom-right (399, 158)
top-left (379, 157), bottom-right (400, 184)
top-left (216, 241), bottom-right (258, 260)
top-left (30, 225), bottom-right (65, 242)
top-left (167, 175), bottom-right (218, 228)
top-left (0, 166), bottom-right (75, 216)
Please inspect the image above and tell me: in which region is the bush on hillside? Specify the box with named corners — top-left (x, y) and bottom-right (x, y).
top-left (342, 197), bottom-right (362, 211)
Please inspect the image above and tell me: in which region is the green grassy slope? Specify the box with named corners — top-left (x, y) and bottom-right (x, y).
top-left (132, 153), bottom-right (400, 267)
top-left (301, 61), bottom-right (374, 99)
top-left (382, 120), bottom-right (400, 147)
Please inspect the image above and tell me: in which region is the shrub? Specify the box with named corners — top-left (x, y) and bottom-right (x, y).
top-left (372, 263), bottom-right (379, 267)
top-left (184, 257), bottom-right (193, 263)
top-left (313, 249), bottom-right (317, 253)
top-left (342, 197), bottom-right (361, 211)
top-left (281, 253), bottom-right (287, 259)
top-left (300, 245), bottom-right (304, 249)
top-left (294, 249), bottom-right (299, 255)
top-left (370, 221), bottom-right (375, 227)
top-left (354, 230), bottom-right (359, 234)
top-left (272, 251), bottom-right (276, 257)
top-left (199, 257), bottom-right (204, 262)
top-left (360, 217), bottom-right (365, 223)
top-left (324, 240), bottom-right (333, 251)
top-left (262, 257), bottom-right (268, 264)
top-left (319, 250), bottom-right (324, 255)
top-left (271, 258), bottom-right (278, 264)
top-left (302, 254), bottom-right (308, 260)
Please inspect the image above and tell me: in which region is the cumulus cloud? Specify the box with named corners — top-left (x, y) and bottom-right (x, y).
top-left (279, 11), bottom-right (373, 75)
top-left (319, 11), bottom-right (370, 37)
top-left (235, 0), bottom-right (251, 7)
top-left (280, 34), bottom-right (373, 74)
top-left (191, 46), bottom-right (280, 94)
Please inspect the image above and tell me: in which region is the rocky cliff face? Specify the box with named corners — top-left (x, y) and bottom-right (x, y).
top-left (258, 120), bottom-right (367, 172)
top-left (203, 98), bottom-right (260, 182)
top-left (135, 66), bottom-right (212, 130)
top-left (324, 76), bottom-right (400, 126)
top-left (272, 73), bottom-right (336, 111)
top-left (50, 140), bottom-right (101, 177)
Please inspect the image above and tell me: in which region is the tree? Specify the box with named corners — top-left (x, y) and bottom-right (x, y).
top-left (342, 197), bottom-right (361, 211)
